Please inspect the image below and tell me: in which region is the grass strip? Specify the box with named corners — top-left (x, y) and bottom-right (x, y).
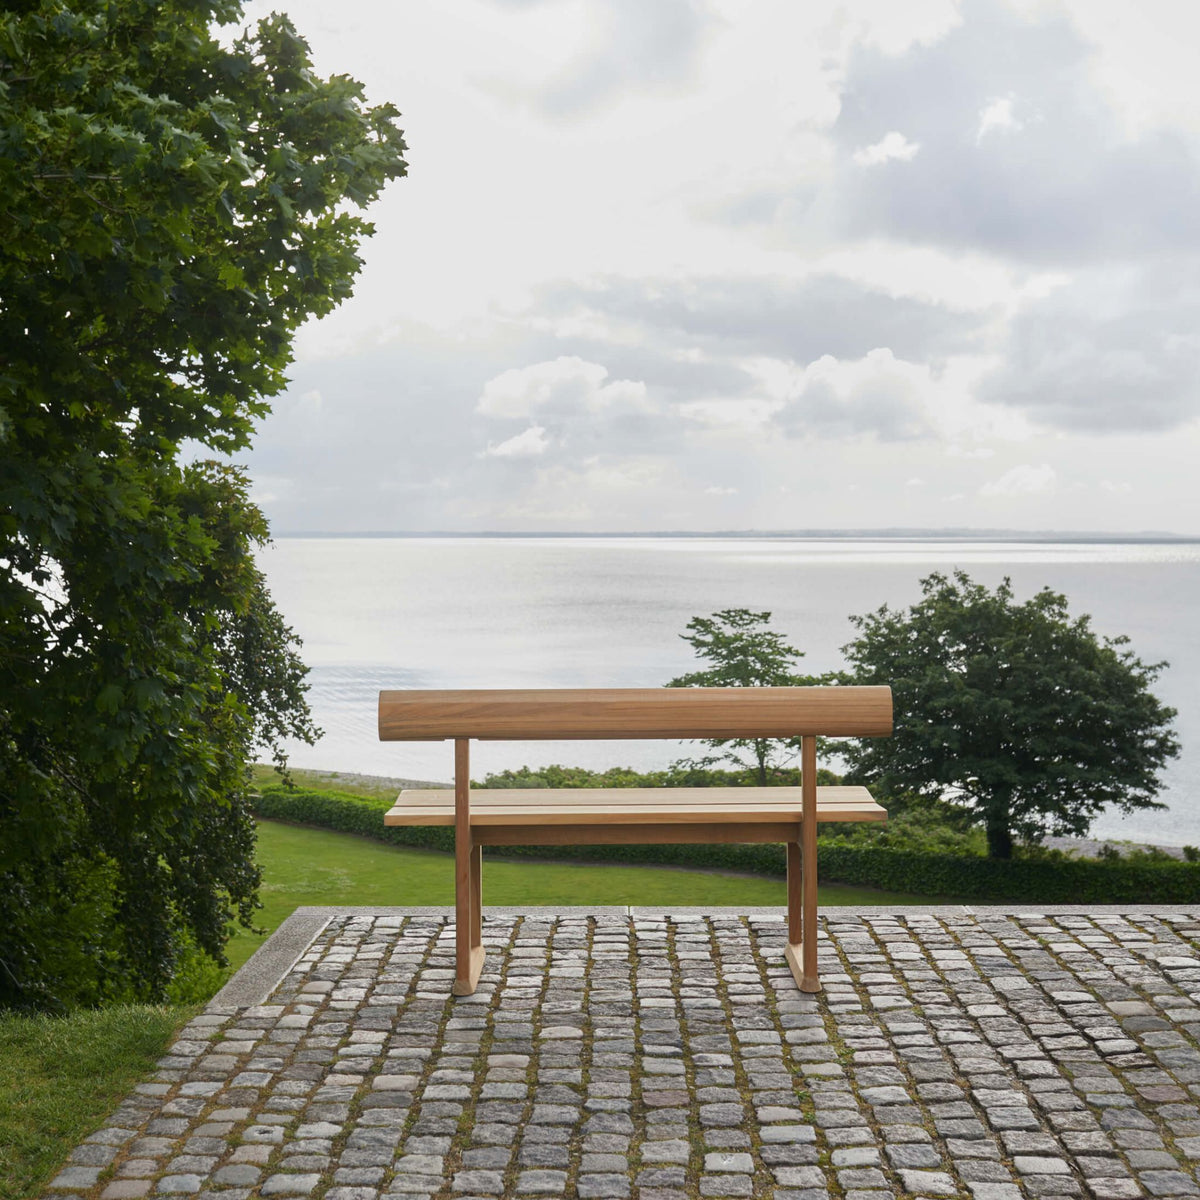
top-left (0, 1003), bottom-right (194, 1200)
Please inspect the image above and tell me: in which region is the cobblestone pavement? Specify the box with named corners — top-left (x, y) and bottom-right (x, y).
top-left (45, 908), bottom-right (1200, 1200)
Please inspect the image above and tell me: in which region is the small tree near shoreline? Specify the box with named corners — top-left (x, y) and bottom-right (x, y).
top-left (667, 608), bottom-right (828, 785)
top-left (840, 571), bottom-right (1180, 859)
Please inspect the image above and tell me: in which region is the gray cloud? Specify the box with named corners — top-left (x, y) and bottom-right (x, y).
top-left (673, 0), bottom-right (1200, 437)
top-left (707, 1), bottom-right (1200, 269)
top-left (473, 353), bottom-right (690, 463)
top-left (482, 0), bottom-right (718, 118)
top-left (535, 272), bottom-right (988, 363)
top-left (771, 368), bottom-right (933, 443)
top-left (245, 330), bottom-right (507, 530)
top-left (827, 0), bottom-right (1200, 265)
top-left (245, 330), bottom-right (715, 530)
top-left (979, 265), bottom-right (1200, 432)
top-left (548, 341), bottom-right (757, 408)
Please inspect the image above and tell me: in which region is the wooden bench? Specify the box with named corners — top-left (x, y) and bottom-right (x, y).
top-left (378, 686), bottom-right (892, 997)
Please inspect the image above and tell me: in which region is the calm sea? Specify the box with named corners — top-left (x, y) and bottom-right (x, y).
top-left (260, 536), bottom-right (1199, 846)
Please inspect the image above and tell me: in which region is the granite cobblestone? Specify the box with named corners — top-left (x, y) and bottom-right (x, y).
top-left (37, 909), bottom-right (1200, 1199)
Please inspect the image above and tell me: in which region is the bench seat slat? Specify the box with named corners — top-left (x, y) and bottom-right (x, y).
top-left (384, 785), bottom-right (885, 827)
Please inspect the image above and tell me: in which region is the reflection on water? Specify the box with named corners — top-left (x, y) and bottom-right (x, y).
top-left (260, 537), bottom-right (1199, 846)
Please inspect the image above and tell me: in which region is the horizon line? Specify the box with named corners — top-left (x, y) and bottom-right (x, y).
top-left (269, 527), bottom-right (1200, 542)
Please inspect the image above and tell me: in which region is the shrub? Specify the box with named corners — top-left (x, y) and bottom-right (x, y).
top-left (478, 763), bottom-right (840, 789)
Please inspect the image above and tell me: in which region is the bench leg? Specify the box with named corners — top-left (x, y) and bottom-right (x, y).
top-left (784, 840), bottom-right (819, 993)
top-left (453, 738), bottom-right (484, 996)
top-left (785, 839), bottom-right (804, 982)
top-left (784, 737), bottom-right (822, 994)
top-left (470, 842), bottom-right (483, 951)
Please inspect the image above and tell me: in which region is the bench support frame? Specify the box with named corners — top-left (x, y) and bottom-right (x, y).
top-left (449, 733), bottom-right (825, 997)
top-left (453, 737), bottom-right (485, 996)
top-left (783, 734), bottom-right (820, 992)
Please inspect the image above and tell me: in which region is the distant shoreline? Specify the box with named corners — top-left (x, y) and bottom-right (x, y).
top-left (273, 529), bottom-right (1200, 543)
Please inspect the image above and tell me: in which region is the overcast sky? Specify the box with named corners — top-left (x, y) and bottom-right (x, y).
top-left (235, 0), bottom-right (1200, 534)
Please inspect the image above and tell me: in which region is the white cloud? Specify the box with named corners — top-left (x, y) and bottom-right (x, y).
top-left (477, 356), bottom-right (646, 418)
top-left (678, 397), bottom-right (777, 431)
top-left (852, 131), bottom-right (921, 166)
top-left (1059, 0), bottom-right (1200, 137)
top-left (976, 94), bottom-right (1023, 142)
top-left (814, 240), bottom-right (1064, 313)
top-left (979, 463), bottom-right (1057, 497)
top-left (704, 484), bottom-right (739, 495)
top-left (480, 425), bottom-right (550, 459)
top-left (474, 0), bottom-right (720, 119)
top-left (764, 348), bottom-right (934, 441)
top-left (836, 0), bottom-right (962, 57)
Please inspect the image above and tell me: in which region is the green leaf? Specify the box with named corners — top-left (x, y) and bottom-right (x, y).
top-left (0, 0), bottom-right (394, 1010)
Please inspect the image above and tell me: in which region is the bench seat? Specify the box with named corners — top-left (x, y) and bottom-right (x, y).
top-left (386, 785), bottom-right (885, 840)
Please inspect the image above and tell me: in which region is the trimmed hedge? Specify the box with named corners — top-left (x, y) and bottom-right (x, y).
top-left (815, 844), bottom-right (1200, 904)
top-left (252, 785), bottom-right (1200, 904)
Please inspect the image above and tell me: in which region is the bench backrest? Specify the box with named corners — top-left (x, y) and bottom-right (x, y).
top-left (378, 686), bottom-right (892, 741)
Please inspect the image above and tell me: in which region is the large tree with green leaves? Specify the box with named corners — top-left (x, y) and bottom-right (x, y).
top-left (840, 572), bottom-right (1179, 859)
top-left (0, 1), bottom-right (407, 1008)
top-left (667, 608), bottom-right (826, 784)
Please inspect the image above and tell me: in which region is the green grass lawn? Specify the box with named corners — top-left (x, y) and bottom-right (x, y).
top-left (225, 817), bottom-right (946, 971)
top-left (0, 1004), bottom-right (195, 1200)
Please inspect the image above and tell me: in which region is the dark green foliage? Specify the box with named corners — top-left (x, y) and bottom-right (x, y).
top-left (815, 844), bottom-right (1200, 904)
top-left (841, 572), bottom-right (1180, 859)
top-left (667, 608), bottom-right (830, 783)
top-left (0, 2), bottom-right (407, 1008)
top-left (819, 798), bottom-right (985, 854)
top-left (478, 762), bottom-right (841, 790)
top-left (253, 783), bottom-right (1200, 904)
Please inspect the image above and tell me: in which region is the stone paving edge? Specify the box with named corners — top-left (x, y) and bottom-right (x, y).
top-left (210, 909), bottom-right (332, 1009)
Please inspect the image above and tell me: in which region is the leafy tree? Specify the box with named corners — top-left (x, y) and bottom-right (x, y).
top-left (666, 608), bottom-right (826, 785)
top-left (840, 572), bottom-right (1180, 859)
top-left (0, 1), bottom-right (407, 1008)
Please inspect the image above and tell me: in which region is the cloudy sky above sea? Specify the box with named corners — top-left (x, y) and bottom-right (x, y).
top-left (235, 0), bottom-right (1200, 534)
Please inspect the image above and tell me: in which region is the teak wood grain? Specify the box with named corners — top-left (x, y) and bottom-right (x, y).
top-left (470, 822), bottom-right (806, 846)
top-left (378, 686), bottom-right (892, 741)
top-left (384, 785), bottom-right (885, 826)
top-left (452, 738), bottom-right (481, 996)
top-left (375, 685), bottom-right (892, 998)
